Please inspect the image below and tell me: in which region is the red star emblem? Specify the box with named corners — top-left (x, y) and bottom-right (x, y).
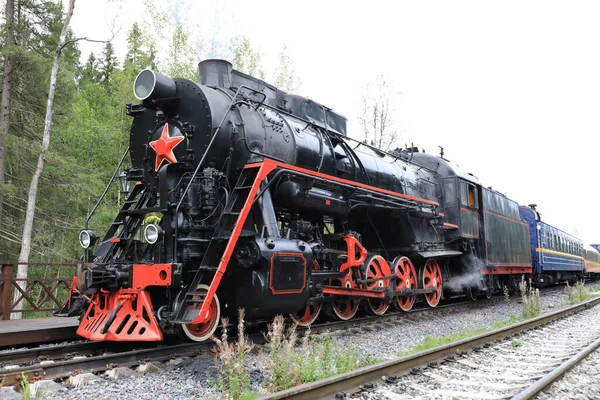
top-left (149, 123), bottom-right (185, 171)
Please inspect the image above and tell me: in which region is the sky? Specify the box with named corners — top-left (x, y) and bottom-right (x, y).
top-left (64, 0), bottom-right (600, 244)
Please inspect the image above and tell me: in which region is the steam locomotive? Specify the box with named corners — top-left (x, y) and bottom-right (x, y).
top-left (55, 59), bottom-right (585, 342)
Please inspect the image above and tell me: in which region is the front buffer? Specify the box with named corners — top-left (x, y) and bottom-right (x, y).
top-left (76, 264), bottom-right (172, 341)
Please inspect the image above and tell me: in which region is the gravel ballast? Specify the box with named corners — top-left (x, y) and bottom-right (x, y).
top-left (41, 287), bottom-right (582, 400)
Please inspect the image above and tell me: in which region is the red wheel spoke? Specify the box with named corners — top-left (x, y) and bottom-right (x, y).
top-left (422, 259), bottom-right (442, 307)
top-left (181, 284), bottom-right (220, 342)
top-left (393, 256), bottom-right (416, 311)
top-left (331, 269), bottom-right (359, 320)
top-left (363, 255), bottom-right (391, 316)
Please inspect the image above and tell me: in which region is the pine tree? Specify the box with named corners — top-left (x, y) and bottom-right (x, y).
top-left (0, 0), bottom-right (16, 225)
top-left (99, 42), bottom-right (117, 88)
top-left (80, 52), bottom-right (99, 84)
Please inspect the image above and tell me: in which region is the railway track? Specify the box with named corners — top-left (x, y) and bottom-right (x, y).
top-left (0, 294), bottom-right (508, 387)
top-left (257, 295), bottom-right (600, 400)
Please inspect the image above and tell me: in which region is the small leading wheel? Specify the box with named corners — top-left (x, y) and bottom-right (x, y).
top-left (362, 255), bottom-right (391, 315)
top-left (392, 256), bottom-right (417, 311)
top-left (331, 270), bottom-right (359, 320)
top-left (465, 285), bottom-right (479, 301)
top-left (178, 284), bottom-right (221, 342)
top-left (421, 259), bottom-right (442, 307)
top-left (290, 302), bottom-right (322, 326)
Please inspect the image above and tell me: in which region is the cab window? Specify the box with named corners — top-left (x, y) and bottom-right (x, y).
top-left (460, 181), bottom-right (478, 208)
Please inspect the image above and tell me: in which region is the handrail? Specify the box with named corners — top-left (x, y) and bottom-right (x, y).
top-left (85, 146), bottom-right (130, 229)
top-left (172, 85), bottom-right (267, 261)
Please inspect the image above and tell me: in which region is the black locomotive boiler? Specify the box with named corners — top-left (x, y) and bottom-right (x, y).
top-left (57, 60), bottom-right (532, 342)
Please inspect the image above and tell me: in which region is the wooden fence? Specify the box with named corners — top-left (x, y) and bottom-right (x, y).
top-left (0, 262), bottom-right (77, 320)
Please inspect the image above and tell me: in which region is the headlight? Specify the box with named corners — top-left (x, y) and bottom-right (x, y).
top-left (79, 230), bottom-right (97, 249)
top-left (144, 224), bottom-right (162, 244)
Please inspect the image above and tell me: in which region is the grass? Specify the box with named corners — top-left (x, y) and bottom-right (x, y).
top-left (211, 309), bottom-right (257, 400)
top-left (19, 373), bottom-right (48, 400)
top-left (261, 315), bottom-right (381, 392)
top-left (519, 277), bottom-right (540, 319)
top-left (565, 280), bottom-right (593, 305)
top-left (210, 310), bottom-right (381, 399)
top-left (397, 278), bottom-right (541, 357)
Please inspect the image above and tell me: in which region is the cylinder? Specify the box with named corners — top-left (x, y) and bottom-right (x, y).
top-left (198, 59), bottom-right (233, 88)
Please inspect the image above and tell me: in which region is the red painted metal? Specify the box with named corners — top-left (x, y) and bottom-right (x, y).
top-left (77, 289), bottom-right (162, 341)
top-left (340, 235), bottom-right (368, 273)
top-left (131, 264), bottom-right (172, 289)
top-left (192, 162), bottom-right (277, 324)
top-left (481, 267), bottom-right (533, 275)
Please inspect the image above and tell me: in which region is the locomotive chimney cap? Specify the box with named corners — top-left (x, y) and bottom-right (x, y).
top-left (198, 59), bottom-right (233, 88)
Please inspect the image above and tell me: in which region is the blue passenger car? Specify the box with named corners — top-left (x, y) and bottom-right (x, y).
top-left (519, 205), bottom-right (585, 286)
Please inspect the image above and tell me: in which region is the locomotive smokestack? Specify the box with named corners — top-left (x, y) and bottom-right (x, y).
top-left (198, 59), bottom-right (233, 88)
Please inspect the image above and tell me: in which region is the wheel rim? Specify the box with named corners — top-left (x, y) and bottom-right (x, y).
top-left (291, 260), bottom-right (322, 326)
top-left (465, 285), bottom-right (478, 301)
top-left (364, 255), bottom-right (391, 315)
top-left (422, 259), bottom-right (442, 307)
top-left (291, 303), bottom-right (322, 326)
top-left (180, 284), bottom-right (221, 342)
top-left (331, 270), bottom-right (359, 320)
top-left (392, 256), bottom-right (417, 311)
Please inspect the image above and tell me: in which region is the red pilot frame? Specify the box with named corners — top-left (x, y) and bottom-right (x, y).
top-left (77, 264), bottom-right (172, 341)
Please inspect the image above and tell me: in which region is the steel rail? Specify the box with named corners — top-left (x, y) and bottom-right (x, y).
top-left (0, 341), bottom-right (212, 386)
top-left (257, 296), bottom-right (600, 400)
top-left (511, 335), bottom-right (600, 400)
top-left (0, 295), bottom-right (506, 387)
top-left (0, 340), bottom-right (163, 365)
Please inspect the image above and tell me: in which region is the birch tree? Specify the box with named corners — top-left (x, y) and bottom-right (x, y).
top-left (13, 0), bottom-right (77, 319)
top-left (359, 75), bottom-right (400, 152)
top-left (230, 34), bottom-right (265, 79)
top-left (0, 0), bottom-right (16, 225)
top-left (273, 44), bottom-right (300, 93)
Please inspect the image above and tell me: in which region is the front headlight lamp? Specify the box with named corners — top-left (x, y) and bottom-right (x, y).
top-left (79, 230), bottom-right (98, 249)
top-left (144, 224), bottom-right (162, 244)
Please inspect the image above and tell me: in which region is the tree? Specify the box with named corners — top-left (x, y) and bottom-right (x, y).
top-left (13, 0), bottom-right (77, 319)
top-left (273, 44), bottom-right (300, 92)
top-left (359, 75), bottom-right (400, 152)
top-left (80, 52), bottom-right (99, 84)
top-left (164, 24), bottom-right (196, 80)
top-left (99, 42), bottom-right (117, 89)
top-left (230, 34), bottom-right (265, 79)
top-left (0, 0), bottom-right (16, 225)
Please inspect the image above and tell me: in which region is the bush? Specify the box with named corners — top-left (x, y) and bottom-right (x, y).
top-left (519, 277), bottom-right (540, 319)
top-left (565, 280), bottom-right (591, 305)
top-left (212, 309), bottom-right (256, 400)
top-left (263, 315), bottom-right (380, 392)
